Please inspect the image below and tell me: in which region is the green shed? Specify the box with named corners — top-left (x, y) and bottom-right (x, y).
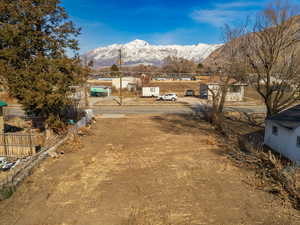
top-left (0, 100), bottom-right (7, 132)
top-left (0, 101), bottom-right (7, 108)
top-left (90, 86), bottom-right (111, 97)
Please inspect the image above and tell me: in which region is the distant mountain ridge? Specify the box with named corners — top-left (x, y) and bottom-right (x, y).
top-left (203, 15), bottom-right (300, 67)
top-left (82, 39), bottom-right (222, 68)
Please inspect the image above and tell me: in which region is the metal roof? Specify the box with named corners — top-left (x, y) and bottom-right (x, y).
top-left (0, 101), bottom-right (7, 107)
top-left (267, 104), bottom-right (300, 129)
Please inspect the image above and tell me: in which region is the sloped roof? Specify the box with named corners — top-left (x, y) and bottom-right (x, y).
top-left (268, 104), bottom-right (300, 129)
top-left (200, 75), bottom-right (247, 86)
top-left (0, 101), bottom-right (7, 107)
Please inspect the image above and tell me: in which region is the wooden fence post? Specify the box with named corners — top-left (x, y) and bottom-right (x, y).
top-left (3, 133), bottom-right (7, 156)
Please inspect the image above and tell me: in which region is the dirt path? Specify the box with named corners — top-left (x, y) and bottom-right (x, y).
top-left (0, 115), bottom-right (299, 225)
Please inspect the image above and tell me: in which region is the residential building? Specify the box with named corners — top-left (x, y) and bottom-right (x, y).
top-left (199, 77), bottom-right (246, 101)
top-left (264, 104), bottom-right (300, 164)
top-left (112, 77), bottom-right (141, 89)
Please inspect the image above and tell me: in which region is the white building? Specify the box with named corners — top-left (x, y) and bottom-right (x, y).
top-left (142, 87), bottom-right (160, 97)
top-left (264, 105), bottom-right (300, 164)
top-left (200, 82), bottom-right (246, 101)
top-left (112, 77), bottom-right (141, 90)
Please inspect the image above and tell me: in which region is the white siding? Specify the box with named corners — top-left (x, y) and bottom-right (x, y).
top-left (112, 77), bottom-right (141, 89)
top-left (142, 87), bottom-right (160, 97)
top-left (206, 84), bottom-right (244, 102)
top-left (264, 120), bottom-right (300, 164)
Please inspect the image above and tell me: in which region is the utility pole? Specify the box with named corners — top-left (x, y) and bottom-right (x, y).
top-left (119, 49), bottom-right (123, 105)
top-left (83, 56), bottom-right (90, 108)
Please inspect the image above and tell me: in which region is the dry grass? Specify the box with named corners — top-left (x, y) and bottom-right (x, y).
top-left (121, 206), bottom-right (192, 225)
top-left (87, 80), bottom-right (112, 85)
top-left (228, 143), bottom-right (300, 209)
top-left (211, 112), bottom-right (300, 210)
top-left (0, 115), bottom-right (299, 225)
top-left (110, 87), bottom-right (139, 97)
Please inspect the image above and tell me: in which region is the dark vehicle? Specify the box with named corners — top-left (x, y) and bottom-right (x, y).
top-left (199, 84), bottom-right (208, 99)
top-left (185, 90), bottom-right (195, 97)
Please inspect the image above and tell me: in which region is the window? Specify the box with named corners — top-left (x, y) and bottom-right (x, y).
top-left (272, 126), bottom-right (278, 136)
top-left (229, 86), bottom-right (241, 93)
top-left (297, 137), bottom-right (300, 147)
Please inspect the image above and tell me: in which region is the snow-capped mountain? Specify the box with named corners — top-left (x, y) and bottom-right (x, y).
top-left (83, 39), bottom-right (222, 68)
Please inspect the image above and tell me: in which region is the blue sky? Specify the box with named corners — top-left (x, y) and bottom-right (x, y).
top-left (60, 0), bottom-right (273, 53)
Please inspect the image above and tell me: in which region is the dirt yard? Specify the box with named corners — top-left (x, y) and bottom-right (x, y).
top-left (0, 115), bottom-right (299, 225)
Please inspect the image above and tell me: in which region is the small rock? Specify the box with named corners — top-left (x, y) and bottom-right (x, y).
top-left (48, 151), bottom-right (58, 158)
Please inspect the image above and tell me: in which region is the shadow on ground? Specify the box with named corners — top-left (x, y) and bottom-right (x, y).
top-left (150, 112), bottom-right (267, 161)
top-left (151, 114), bottom-right (215, 136)
top-left (4, 124), bottom-right (24, 133)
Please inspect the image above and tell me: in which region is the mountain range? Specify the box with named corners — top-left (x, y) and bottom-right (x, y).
top-left (83, 39), bottom-right (222, 68)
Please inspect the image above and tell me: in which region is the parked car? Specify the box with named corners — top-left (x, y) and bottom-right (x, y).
top-left (154, 78), bottom-right (167, 81)
top-left (180, 78), bottom-right (191, 81)
top-left (157, 93), bottom-right (177, 101)
top-left (200, 92), bottom-right (208, 99)
top-left (185, 89), bottom-right (195, 96)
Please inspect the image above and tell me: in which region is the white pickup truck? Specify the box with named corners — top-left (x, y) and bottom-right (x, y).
top-left (157, 93), bottom-right (177, 101)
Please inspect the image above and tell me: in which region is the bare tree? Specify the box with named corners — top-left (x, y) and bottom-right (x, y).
top-left (208, 24), bottom-right (247, 130)
top-left (82, 56), bottom-right (94, 107)
top-left (162, 56), bottom-right (197, 74)
top-left (242, 0), bottom-right (300, 117)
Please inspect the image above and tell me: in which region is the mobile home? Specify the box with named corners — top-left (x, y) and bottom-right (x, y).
top-left (142, 87), bottom-right (160, 97)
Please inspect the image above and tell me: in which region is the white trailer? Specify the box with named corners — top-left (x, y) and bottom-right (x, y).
top-left (142, 87), bottom-right (160, 97)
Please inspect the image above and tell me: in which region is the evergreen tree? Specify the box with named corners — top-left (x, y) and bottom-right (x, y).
top-left (0, 0), bottom-right (83, 132)
top-left (197, 63), bottom-right (204, 69)
top-left (110, 64), bottom-right (119, 72)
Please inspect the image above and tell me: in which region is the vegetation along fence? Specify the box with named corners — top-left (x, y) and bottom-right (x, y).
top-left (0, 113), bottom-right (91, 200)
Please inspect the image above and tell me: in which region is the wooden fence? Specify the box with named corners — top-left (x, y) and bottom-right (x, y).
top-left (0, 114), bottom-right (91, 200)
top-left (0, 133), bottom-right (37, 157)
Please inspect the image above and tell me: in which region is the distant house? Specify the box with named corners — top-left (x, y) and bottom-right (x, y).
top-left (127, 83), bottom-right (137, 92)
top-left (0, 101), bottom-right (7, 132)
top-left (264, 105), bottom-right (300, 164)
top-left (199, 77), bottom-right (246, 101)
top-left (112, 77), bottom-right (141, 90)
